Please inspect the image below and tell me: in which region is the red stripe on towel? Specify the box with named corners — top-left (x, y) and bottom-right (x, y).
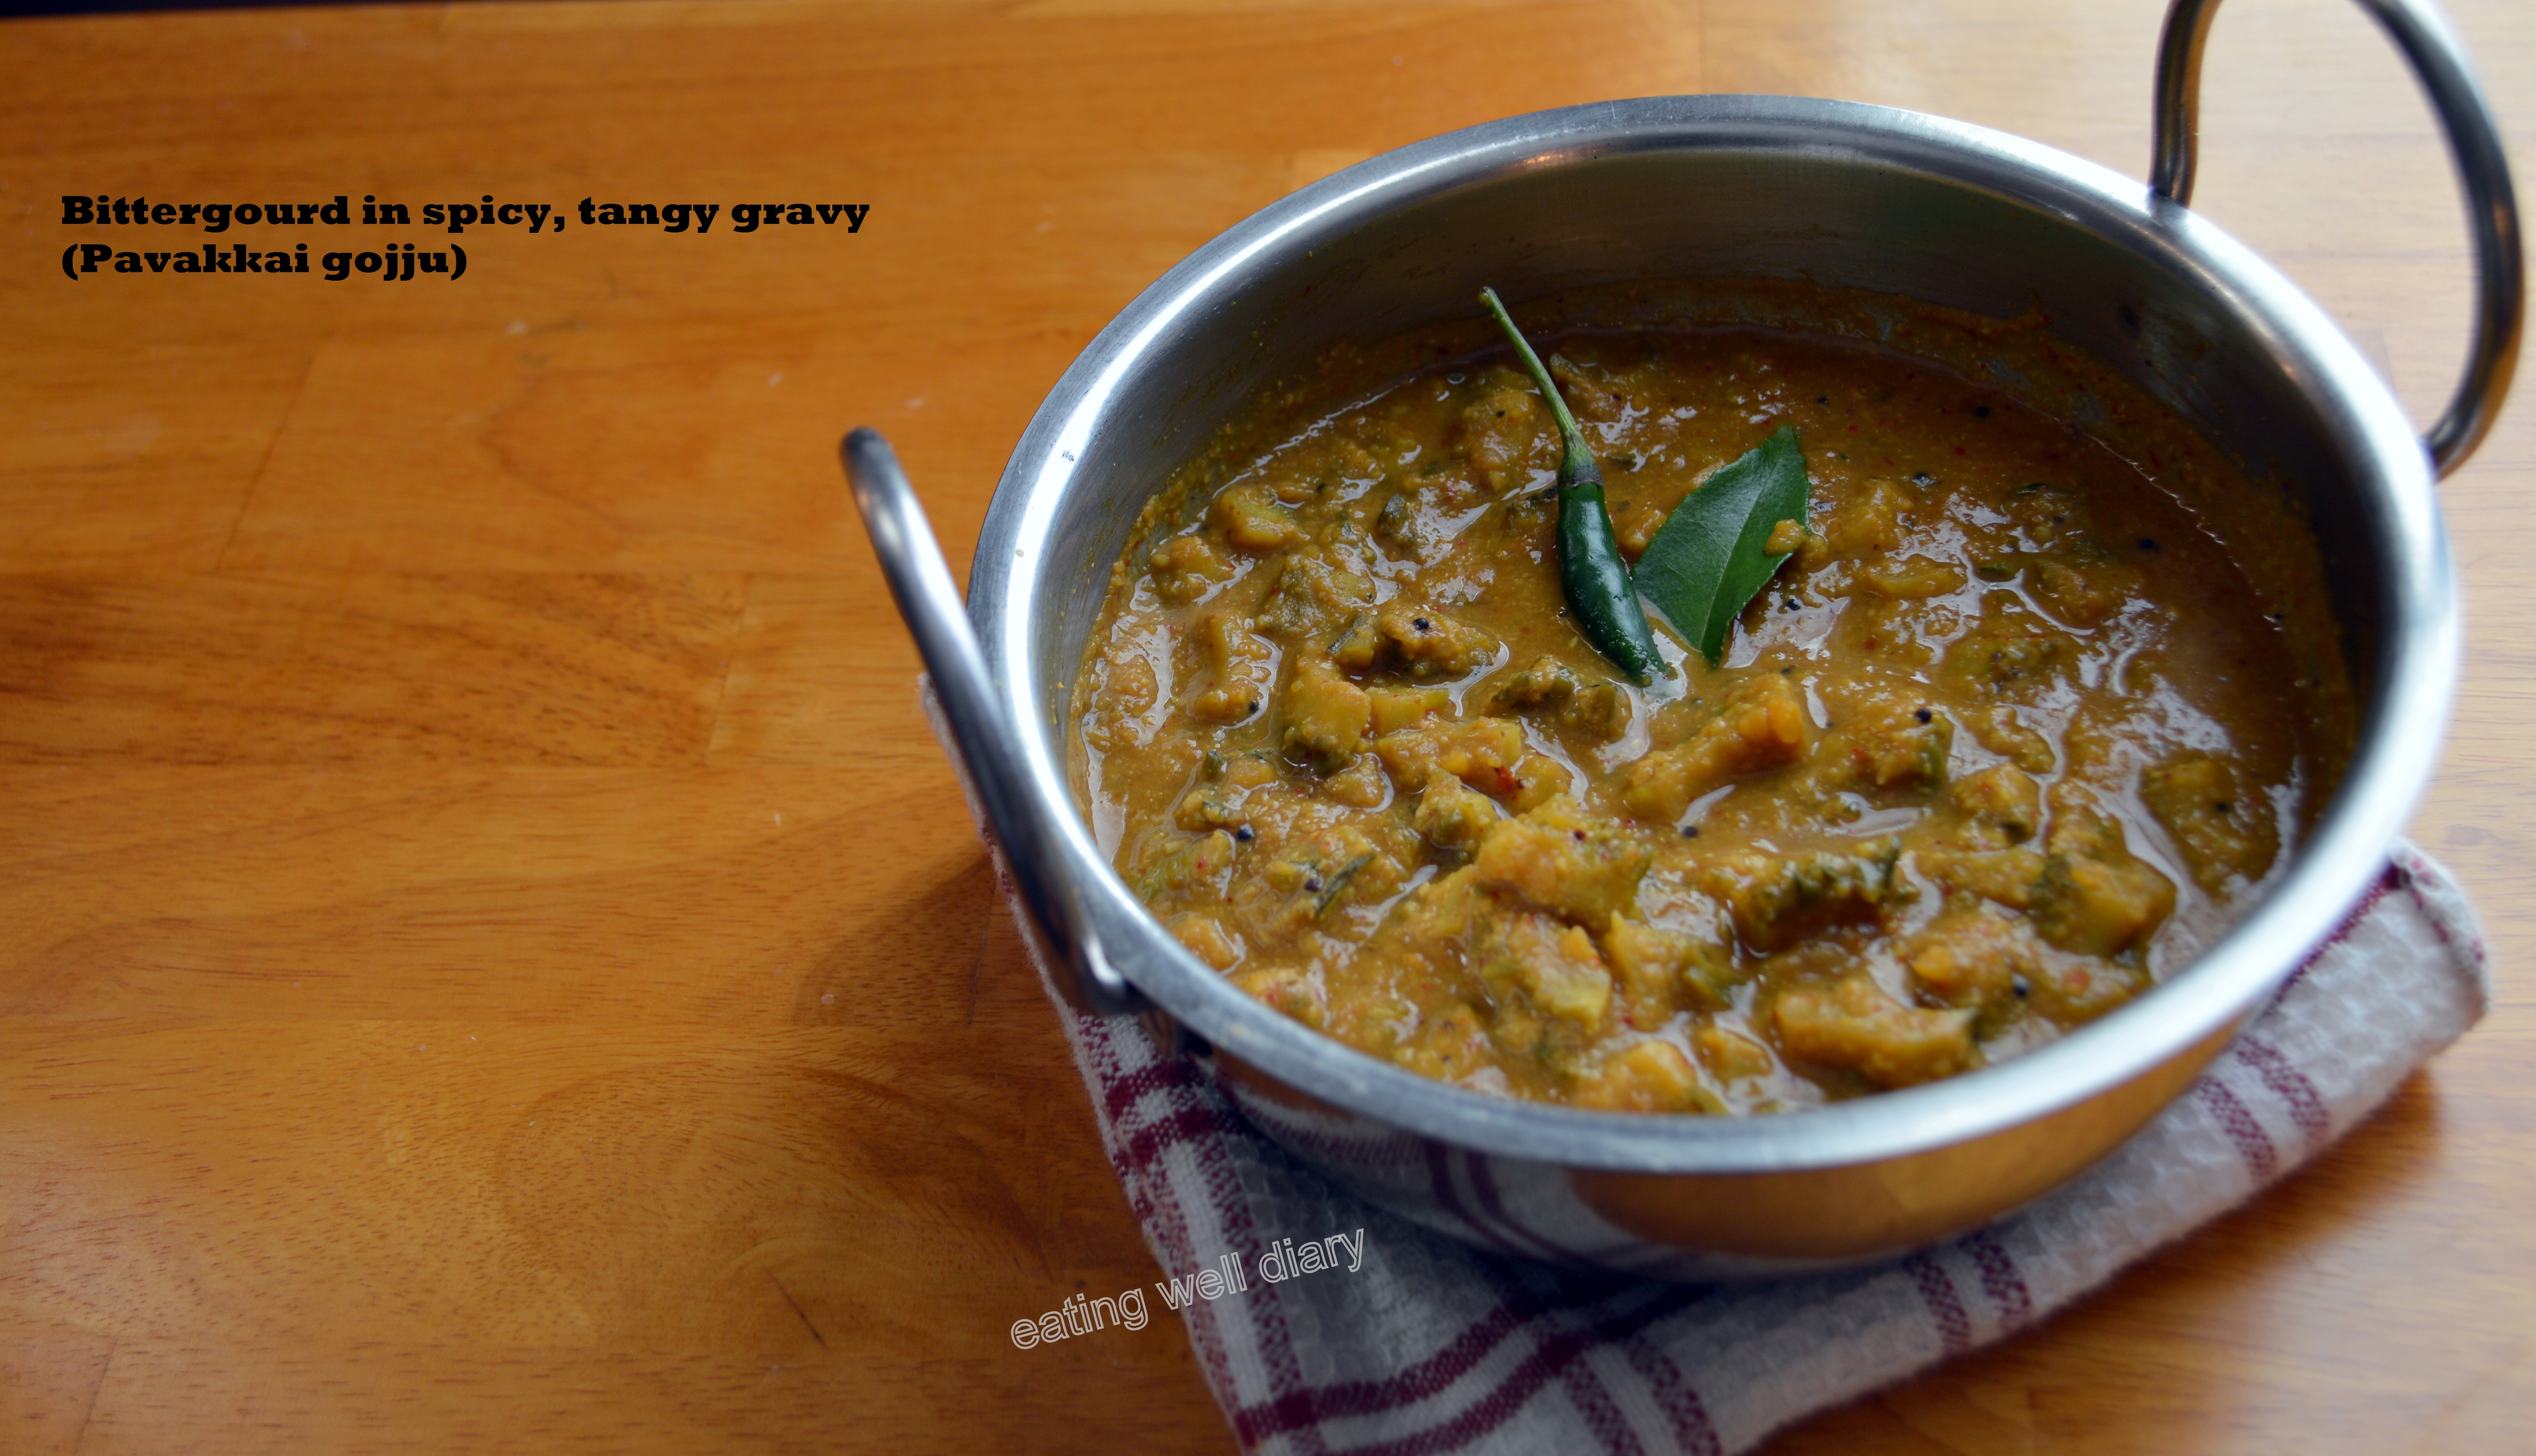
top-left (1558, 1359), bottom-right (1645, 1456)
top-left (2192, 1077), bottom-right (2279, 1181)
top-left (1904, 1253), bottom-right (1973, 1355)
top-left (1961, 1230), bottom-right (2033, 1331)
top-left (2231, 1036), bottom-right (2331, 1142)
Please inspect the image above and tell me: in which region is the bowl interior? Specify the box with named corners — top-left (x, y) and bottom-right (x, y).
top-left (973, 96), bottom-right (2451, 1172)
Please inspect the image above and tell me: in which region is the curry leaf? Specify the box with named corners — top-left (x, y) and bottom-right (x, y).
top-left (1634, 425), bottom-right (1812, 664)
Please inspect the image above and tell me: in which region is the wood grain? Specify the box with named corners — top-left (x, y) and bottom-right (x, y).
top-left (0, 574), bottom-right (747, 762)
top-left (0, 0), bottom-right (2527, 1451)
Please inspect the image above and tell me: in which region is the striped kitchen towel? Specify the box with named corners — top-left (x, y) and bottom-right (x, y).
top-left (1016, 846), bottom-right (2486, 1455)
top-left (926, 669), bottom-right (2490, 1453)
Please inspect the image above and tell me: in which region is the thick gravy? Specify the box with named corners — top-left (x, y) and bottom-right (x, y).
top-left (1072, 295), bottom-right (2350, 1114)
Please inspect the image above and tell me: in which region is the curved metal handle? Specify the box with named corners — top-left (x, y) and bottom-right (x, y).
top-left (2152, 0), bottom-right (2521, 475)
top-left (841, 429), bottom-right (1149, 1015)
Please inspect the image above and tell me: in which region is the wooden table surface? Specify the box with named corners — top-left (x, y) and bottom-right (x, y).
top-left (2, 0), bottom-right (2527, 1450)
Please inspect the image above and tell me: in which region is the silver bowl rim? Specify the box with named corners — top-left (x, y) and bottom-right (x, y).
top-left (970, 92), bottom-right (2458, 1175)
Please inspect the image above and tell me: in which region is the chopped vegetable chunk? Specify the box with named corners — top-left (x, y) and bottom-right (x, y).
top-left (1775, 976), bottom-right (1979, 1089)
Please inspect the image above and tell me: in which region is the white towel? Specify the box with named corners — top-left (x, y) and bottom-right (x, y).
top-left (929, 683), bottom-right (2491, 1454)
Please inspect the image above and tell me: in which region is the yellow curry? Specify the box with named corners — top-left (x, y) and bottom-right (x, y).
top-left (1073, 293), bottom-right (2351, 1114)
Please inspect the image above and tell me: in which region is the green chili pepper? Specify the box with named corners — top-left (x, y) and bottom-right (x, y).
top-left (1478, 288), bottom-right (1663, 684)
